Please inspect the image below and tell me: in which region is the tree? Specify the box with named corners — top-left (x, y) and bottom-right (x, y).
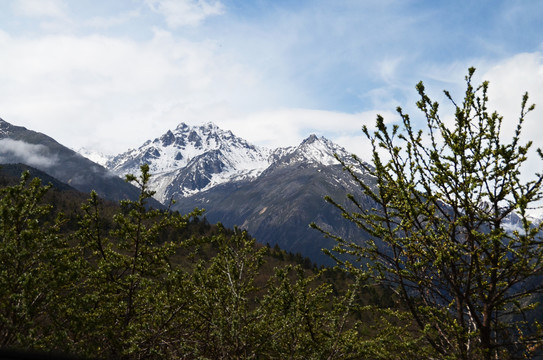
top-left (68, 164), bottom-right (202, 359)
top-left (319, 68), bottom-right (543, 359)
top-left (0, 172), bottom-right (68, 349)
top-left (0, 166), bottom-right (434, 358)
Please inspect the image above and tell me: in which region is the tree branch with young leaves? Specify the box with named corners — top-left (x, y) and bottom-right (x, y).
top-left (316, 68), bottom-right (543, 360)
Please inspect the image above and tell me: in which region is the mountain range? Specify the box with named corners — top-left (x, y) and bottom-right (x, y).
top-left (106, 122), bottom-right (273, 202)
top-left (1, 118), bottom-right (541, 265)
top-left (0, 118), bottom-right (372, 264)
top-left (100, 122), bottom-right (372, 264)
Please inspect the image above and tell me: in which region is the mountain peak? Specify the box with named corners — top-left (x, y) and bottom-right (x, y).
top-left (158, 130), bottom-right (175, 146)
top-left (175, 122), bottom-right (189, 131)
top-left (106, 121), bottom-right (272, 201)
top-left (77, 147), bottom-right (113, 166)
top-left (202, 121), bottom-right (218, 130)
top-left (103, 121), bottom-right (369, 203)
top-left (270, 133), bottom-right (364, 170)
top-left (302, 134), bottom-right (319, 144)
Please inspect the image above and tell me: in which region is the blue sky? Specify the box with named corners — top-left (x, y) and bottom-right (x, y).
top-left (0, 0), bottom-right (542, 167)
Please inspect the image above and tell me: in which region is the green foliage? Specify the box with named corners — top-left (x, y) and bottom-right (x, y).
top-left (320, 68), bottom-right (543, 359)
top-left (0, 164), bottom-right (432, 359)
top-left (0, 172), bottom-right (68, 348)
top-left (179, 226), bottom-right (267, 358)
top-left (260, 265), bottom-right (356, 359)
top-left (65, 164), bottom-right (203, 359)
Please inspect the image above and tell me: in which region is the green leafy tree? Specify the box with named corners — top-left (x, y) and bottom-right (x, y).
top-left (319, 68), bottom-right (543, 359)
top-left (0, 166), bottom-right (436, 359)
top-left (180, 226), bottom-right (267, 359)
top-left (68, 164), bottom-right (202, 359)
top-left (184, 228), bottom-right (374, 360)
top-left (258, 263), bottom-right (429, 359)
top-left (0, 172), bottom-right (68, 349)
top-left (258, 264), bottom-right (359, 359)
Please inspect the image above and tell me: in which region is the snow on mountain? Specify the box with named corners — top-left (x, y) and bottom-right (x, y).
top-left (106, 122), bottom-right (274, 202)
top-left (0, 119), bottom-right (11, 136)
top-left (270, 134), bottom-right (358, 168)
top-left (104, 122), bottom-right (362, 204)
top-left (108, 122), bottom-right (269, 174)
top-left (501, 210), bottom-right (543, 235)
top-left (76, 147), bottom-right (113, 167)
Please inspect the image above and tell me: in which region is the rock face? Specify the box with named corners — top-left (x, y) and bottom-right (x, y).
top-left (0, 118), bottom-right (161, 207)
top-left (173, 157), bottom-right (375, 265)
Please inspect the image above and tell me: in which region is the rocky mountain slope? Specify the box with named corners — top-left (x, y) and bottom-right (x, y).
top-left (2, 118), bottom-right (536, 265)
top-left (105, 122), bottom-right (372, 264)
top-left (172, 136), bottom-right (375, 265)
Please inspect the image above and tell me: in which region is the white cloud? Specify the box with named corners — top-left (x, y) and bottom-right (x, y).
top-left (13, 0), bottom-right (66, 18)
top-left (0, 138), bottom-right (57, 168)
top-left (482, 52), bottom-right (543, 137)
top-left (379, 57), bottom-right (403, 85)
top-left (480, 52), bottom-right (543, 184)
top-left (1, 0), bottom-right (541, 179)
top-left (145, 0), bottom-right (224, 28)
top-left (85, 10), bottom-right (141, 29)
top-left (0, 29), bottom-right (271, 154)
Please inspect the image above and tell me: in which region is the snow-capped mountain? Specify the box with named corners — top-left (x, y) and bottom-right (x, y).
top-left (5, 117), bottom-right (536, 266)
top-left (106, 122), bottom-right (273, 202)
top-left (108, 122), bottom-right (271, 175)
top-left (105, 122), bottom-right (364, 204)
top-left (99, 122), bottom-right (373, 265)
top-left (267, 134), bottom-right (361, 172)
top-left (3, 117), bottom-right (537, 266)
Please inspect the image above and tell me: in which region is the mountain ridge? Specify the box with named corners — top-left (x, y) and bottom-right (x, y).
top-left (106, 122), bottom-right (275, 202)
top-left (1, 118), bottom-right (537, 265)
top-left (0, 118), bottom-right (162, 208)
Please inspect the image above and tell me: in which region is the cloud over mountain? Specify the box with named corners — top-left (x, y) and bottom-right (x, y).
top-left (0, 138), bottom-right (57, 168)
